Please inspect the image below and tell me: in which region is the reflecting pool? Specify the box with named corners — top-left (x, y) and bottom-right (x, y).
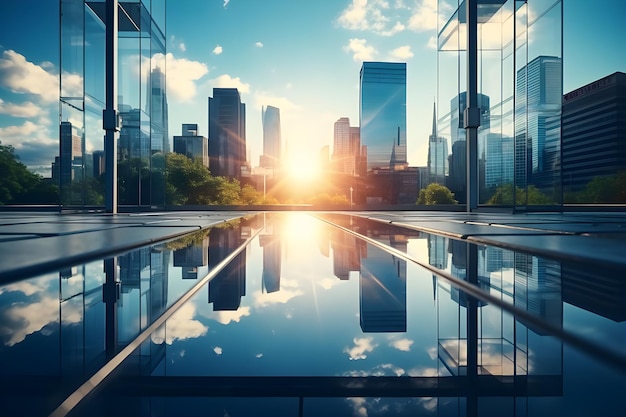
top-left (0, 213), bottom-right (625, 416)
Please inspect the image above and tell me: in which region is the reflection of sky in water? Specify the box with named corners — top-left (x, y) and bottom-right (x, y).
top-left (1, 213), bottom-right (626, 416)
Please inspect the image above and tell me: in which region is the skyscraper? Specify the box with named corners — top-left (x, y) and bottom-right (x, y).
top-left (428, 103), bottom-right (448, 185)
top-left (332, 117), bottom-right (360, 175)
top-left (359, 62), bottom-right (407, 172)
top-left (173, 123), bottom-right (209, 167)
top-left (261, 105), bottom-right (281, 169)
top-left (208, 88), bottom-right (247, 179)
top-left (59, 121), bottom-right (83, 193)
top-left (562, 72), bottom-right (626, 197)
top-left (149, 67), bottom-right (169, 154)
top-left (515, 56), bottom-right (562, 188)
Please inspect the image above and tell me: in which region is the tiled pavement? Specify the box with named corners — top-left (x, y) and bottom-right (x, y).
top-left (1, 210), bottom-right (626, 282)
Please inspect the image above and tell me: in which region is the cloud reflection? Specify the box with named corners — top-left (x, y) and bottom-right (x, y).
top-left (151, 303), bottom-right (208, 345)
top-left (389, 337), bottom-right (414, 352)
top-left (209, 306), bottom-right (251, 325)
top-left (344, 337), bottom-right (377, 360)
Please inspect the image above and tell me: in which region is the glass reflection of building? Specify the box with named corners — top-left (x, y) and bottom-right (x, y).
top-left (208, 225), bottom-right (247, 311)
top-left (438, 0), bottom-right (562, 207)
top-left (437, 241), bottom-right (563, 397)
top-left (359, 235), bottom-right (407, 333)
top-left (60, 0), bottom-right (167, 208)
top-left (331, 228), bottom-right (363, 280)
top-left (259, 221), bottom-right (281, 293)
top-left (428, 103), bottom-right (449, 185)
top-left (173, 234), bottom-right (209, 280)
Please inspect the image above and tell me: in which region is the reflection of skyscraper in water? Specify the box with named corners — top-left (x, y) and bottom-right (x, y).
top-left (118, 247), bottom-right (151, 291)
top-left (173, 235), bottom-right (209, 279)
top-left (359, 243), bottom-right (407, 333)
top-left (428, 234), bottom-right (448, 271)
top-left (259, 222), bottom-right (281, 293)
top-left (331, 228), bottom-right (363, 280)
top-left (514, 253), bottom-right (562, 333)
top-left (149, 247), bottom-right (170, 320)
top-left (208, 225), bottom-right (246, 311)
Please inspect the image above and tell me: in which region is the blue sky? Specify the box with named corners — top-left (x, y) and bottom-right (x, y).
top-left (0, 0), bottom-right (625, 174)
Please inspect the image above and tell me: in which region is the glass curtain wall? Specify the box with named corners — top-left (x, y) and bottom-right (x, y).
top-left (60, 0), bottom-right (167, 209)
top-left (437, 0), bottom-right (562, 209)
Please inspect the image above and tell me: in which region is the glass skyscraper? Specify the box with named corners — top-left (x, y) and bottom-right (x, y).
top-left (438, 0), bottom-right (562, 208)
top-left (208, 88), bottom-right (247, 179)
top-left (261, 105), bottom-right (281, 169)
top-left (359, 62), bottom-right (407, 172)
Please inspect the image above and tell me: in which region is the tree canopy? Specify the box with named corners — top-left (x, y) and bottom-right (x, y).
top-left (417, 183), bottom-right (458, 205)
top-left (487, 183), bottom-right (554, 205)
top-left (0, 143), bottom-right (58, 205)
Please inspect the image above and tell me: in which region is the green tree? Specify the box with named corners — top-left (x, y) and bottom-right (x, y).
top-left (0, 143), bottom-right (58, 204)
top-left (417, 183), bottom-right (458, 205)
top-left (487, 183), bottom-right (554, 205)
top-left (580, 172), bottom-right (626, 203)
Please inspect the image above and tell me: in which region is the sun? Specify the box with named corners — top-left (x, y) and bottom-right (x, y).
top-left (286, 153), bottom-right (321, 183)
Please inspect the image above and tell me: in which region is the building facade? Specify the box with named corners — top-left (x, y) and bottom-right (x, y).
top-left (562, 72), bottom-right (626, 201)
top-left (261, 105), bottom-right (281, 170)
top-left (173, 123), bottom-right (209, 167)
top-left (59, 0), bottom-right (167, 208)
top-left (208, 88), bottom-right (247, 180)
top-left (438, 0), bottom-right (562, 207)
top-left (359, 62), bottom-right (407, 172)
top-left (332, 117), bottom-right (361, 175)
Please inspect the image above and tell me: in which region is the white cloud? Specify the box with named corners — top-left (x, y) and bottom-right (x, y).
top-left (210, 307), bottom-right (251, 325)
top-left (224, 0), bottom-right (230, 8)
top-left (150, 303), bottom-right (208, 345)
top-left (343, 38), bottom-right (377, 62)
top-left (214, 346), bottom-right (223, 355)
top-left (255, 42), bottom-right (264, 48)
top-left (253, 288), bottom-right (303, 307)
top-left (253, 92), bottom-right (299, 113)
top-left (212, 44), bottom-right (223, 55)
top-left (255, 353), bottom-right (263, 358)
top-left (209, 74), bottom-right (251, 94)
top-left (344, 337), bottom-right (377, 360)
top-left (154, 53), bottom-right (208, 102)
top-left (0, 99), bottom-right (46, 118)
top-left (389, 45), bottom-right (414, 60)
top-left (179, 43), bottom-right (186, 52)
top-left (337, 0), bottom-right (407, 36)
top-left (389, 337), bottom-right (414, 351)
top-left (407, 0), bottom-right (444, 32)
top-left (0, 50), bottom-right (59, 103)
top-left (426, 35), bottom-right (438, 49)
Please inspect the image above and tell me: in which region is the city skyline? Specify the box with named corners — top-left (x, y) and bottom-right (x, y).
top-left (0, 1), bottom-right (625, 177)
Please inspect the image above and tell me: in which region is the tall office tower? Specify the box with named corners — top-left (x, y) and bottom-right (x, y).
top-left (59, 121), bottom-right (83, 190)
top-left (149, 67), bottom-right (169, 153)
top-left (448, 140), bottom-right (466, 197)
top-left (515, 55), bottom-right (562, 187)
top-left (450, 92), bottom-right (491, 145)
top-left (261, 105), bottom-right (281, 169)
top-left (427, 103), bottom-right (448, 185)
top-left (173, 123), bottom-right (209, 167)
top-left (118, 106), bottom-right (150, 161)
top-left (92, 150), bottom-right (105, 177)
top-left (332, 117), bottom-right (361, 175)
top-left (359, 62), bottom-right (407, 171)
top-left (208, 88), bottom-right (247, 179)
top-left (484, 133), bottom-right (514, 188)
top-left (562, 72), bottom-right (626, 195)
